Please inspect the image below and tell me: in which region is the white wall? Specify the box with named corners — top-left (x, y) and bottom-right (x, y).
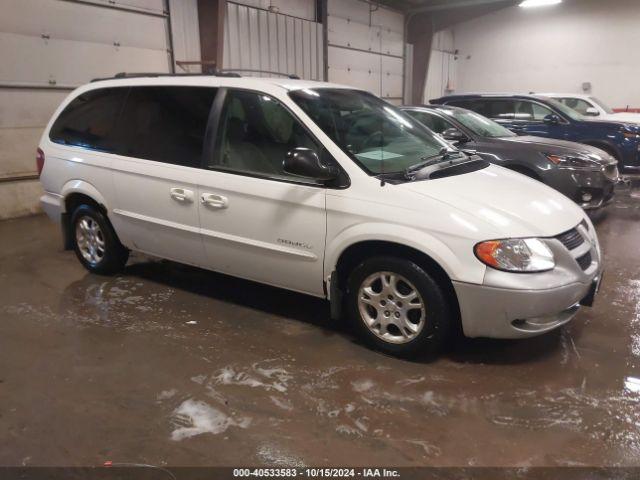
top-left (446, 0), bottom-right (640, 109)
top-left (424, 29), bottom-right (456, 104)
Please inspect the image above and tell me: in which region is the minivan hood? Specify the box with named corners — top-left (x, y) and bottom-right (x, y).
top-left (399, 164), bottom-right (583, 238)
top-left (497, 135), bottom-right (616, 164)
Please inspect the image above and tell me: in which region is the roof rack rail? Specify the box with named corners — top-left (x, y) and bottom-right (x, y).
top-left (217, 69), bottom-right (300, 79)
top-left (90, 70), bottom-right (241, 82)
top-left (90, 69), bottom-right (302, 83)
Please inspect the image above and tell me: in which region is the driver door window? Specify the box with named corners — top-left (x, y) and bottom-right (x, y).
top-left (209, 90), bottom-right (319, 183)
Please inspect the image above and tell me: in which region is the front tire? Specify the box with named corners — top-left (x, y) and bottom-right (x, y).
top-left (346, 256), bottom-right (451, 358)
top-left (71, 204), bottom-right (129, 275)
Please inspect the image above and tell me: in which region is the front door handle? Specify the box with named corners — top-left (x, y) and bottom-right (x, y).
top-left (201, 193), bottom-right (228, 209)
top-left (170, 188), bottom-right (194, 203)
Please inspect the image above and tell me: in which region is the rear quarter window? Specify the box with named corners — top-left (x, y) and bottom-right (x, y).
top-left (49, 87), bottom-right (128, 152)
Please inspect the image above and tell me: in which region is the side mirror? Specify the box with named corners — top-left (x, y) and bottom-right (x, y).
top-left (283, 148), bottom-right (340, 181)
top-left (441, 127), bottom-right (468, 144)
top-left (543, 114), bottom-right (561, 125)
top-left (585, 107), bottom-right (600, 117)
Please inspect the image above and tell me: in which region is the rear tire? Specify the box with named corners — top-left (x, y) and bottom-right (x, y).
top-left (346, 256), bottom-right (451, 358)
top-left (71, 204), bottom-right (129, 275)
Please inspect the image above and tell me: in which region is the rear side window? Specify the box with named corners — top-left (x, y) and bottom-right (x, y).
top-left (114, 86), bottom-right (217, 168)
top-left (49, 87), bottom-right (127, 152)
top-left (485, 100), bottom-right (515, 120)
top-left (446, 99), bottom-right (493, 117)
top-left (449, 99), bottom-right (515, 120)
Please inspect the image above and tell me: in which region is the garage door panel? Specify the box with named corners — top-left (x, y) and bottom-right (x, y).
top-left (328, 0), bottom-right (369, 24)
top-left (381, 28), bottom-right (404, 57)
top-left (0, 127), bottom-right (42, 176)
top-left (0, 89), bottom-right (69, 129)
top-left (327, 0), bottom-right (404, 100)
top-left (0, 32), bottom-right (169, 86)
top-left (381, 73), bottom-right (403, 100)
top-left (328, 46), bottom-right (382, 95)
top-left (86, 0), bottom-right (166, 14)
top-left (328, 45), bottom-right (380, 71)
top-left (372, 8), bottom-right (403, 33)
top-left (0, 0), bottom-right (167, 51)
top-left (0, 180), bottom-right (43, 220)
top-left (328, 15), bottom-right (381, 53)
top-left (328, 67), bottom-right (381, 96)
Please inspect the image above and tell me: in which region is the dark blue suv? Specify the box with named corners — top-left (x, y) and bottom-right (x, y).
top-left (430, 94), bottom-right (640, 170)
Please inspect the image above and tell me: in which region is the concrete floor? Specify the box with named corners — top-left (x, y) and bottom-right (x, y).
top-left (1, 185), bottom-right (639, 469)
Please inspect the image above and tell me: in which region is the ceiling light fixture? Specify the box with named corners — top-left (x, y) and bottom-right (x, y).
top-left (519, 0), bottom-right (562, 7)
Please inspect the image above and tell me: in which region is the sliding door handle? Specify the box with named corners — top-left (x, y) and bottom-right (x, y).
top-left (201, 193), bottom-right (228, 209)
top-left (170, 188), bottom-right (194, 203)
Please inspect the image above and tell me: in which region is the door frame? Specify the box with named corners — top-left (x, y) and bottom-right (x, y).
top-left (199, 86), bottom-right (350, 189)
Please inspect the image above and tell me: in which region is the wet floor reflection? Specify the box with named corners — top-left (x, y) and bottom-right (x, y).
top-left (0, 182), bottom-right (639, 467)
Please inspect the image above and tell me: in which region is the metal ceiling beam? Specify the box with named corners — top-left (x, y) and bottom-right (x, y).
top-left (409, 0), bottom-right (513, 13)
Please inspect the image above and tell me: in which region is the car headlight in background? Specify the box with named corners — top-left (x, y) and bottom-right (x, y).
top-left (544, 153), bottom-right (600, 170)
top-left (475, 238), bottom-right (555, 272)
top-left (622, 125), bottom-right (640, 140)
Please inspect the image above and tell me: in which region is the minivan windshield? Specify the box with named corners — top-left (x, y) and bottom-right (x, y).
top-left (440, 108), bottom-right (516, 138)
top-left (289, 88), bottom-right (453, 175)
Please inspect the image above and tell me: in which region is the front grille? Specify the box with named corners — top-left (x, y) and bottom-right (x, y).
top-left (577, 252), bottom-right (592, 271)
top-left (556, 228), bottom-right (585, 251)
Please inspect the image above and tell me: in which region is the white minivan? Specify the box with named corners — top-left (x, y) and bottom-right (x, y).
top-left (39, 74), bottom-right (603, 357)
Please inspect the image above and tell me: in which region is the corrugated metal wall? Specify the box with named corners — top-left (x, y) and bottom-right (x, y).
top-left (327, 0), bottom-right (405, 104)
top-left (169, 0), bottom-right (201, 71)
top-left (222, 1), bottom-right (324, 80)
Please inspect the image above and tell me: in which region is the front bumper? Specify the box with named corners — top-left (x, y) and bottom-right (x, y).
top-left (453, 222), bottom-right (602, 339)
top-left (543, 164), bottom-right (618, 210)
top-left (453, 278), bottom-right (596, 338)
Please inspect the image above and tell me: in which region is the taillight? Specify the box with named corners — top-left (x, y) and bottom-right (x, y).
top-left (36, 148), bottom-right (45, 176)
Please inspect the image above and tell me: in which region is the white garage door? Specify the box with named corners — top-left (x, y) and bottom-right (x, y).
top-left (327, 0), bottom-right (404, 104)
top-left (0, 0), bottom-right (173, 218)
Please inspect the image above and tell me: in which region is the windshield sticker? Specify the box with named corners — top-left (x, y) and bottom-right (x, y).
top-left (355, 150), bottom-right (403, 161)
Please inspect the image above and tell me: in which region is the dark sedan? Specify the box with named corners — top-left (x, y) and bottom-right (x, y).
top-left (401, 105), bottom-right (619, 210)
top-left (429, 93), bottom-right (640, 171)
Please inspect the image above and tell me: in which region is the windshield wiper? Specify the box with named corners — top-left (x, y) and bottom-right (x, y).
top-left (404, 147), bottom-right (466, 178)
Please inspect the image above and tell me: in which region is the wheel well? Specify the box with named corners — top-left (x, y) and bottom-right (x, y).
top-left (62, 193), bottom-right (108, 250)
top-left (334, 241), bottom-right (460, 325)
top-left (64, 193), bottom-right (107, 216)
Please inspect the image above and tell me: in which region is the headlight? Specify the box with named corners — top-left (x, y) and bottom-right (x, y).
top-left (544, 153), bottom-right (599, 170)
top-left (474, 238), bottom-right (555, 273)
top-left (622, 125), bottom-right (640, 140)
